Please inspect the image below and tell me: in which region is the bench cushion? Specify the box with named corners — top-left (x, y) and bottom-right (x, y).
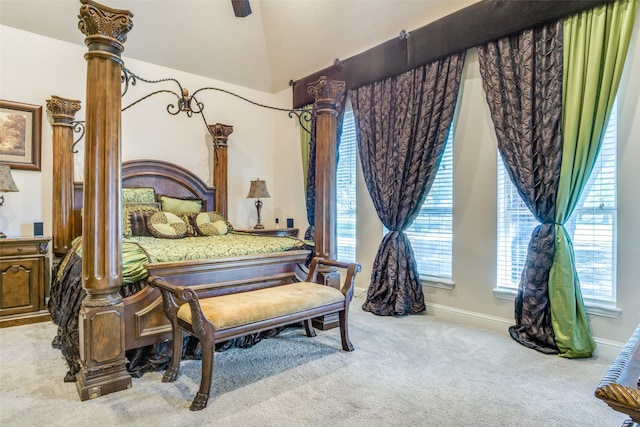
top-left (177, 282), bottom-right (345, 330)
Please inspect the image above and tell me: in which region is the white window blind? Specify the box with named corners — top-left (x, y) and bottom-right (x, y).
top-left (404, 129), bottom-right (454, 280)
top-left (497, 105), bottom-right (617, 303)
top-left (336, 108), bottom-right (357, 263)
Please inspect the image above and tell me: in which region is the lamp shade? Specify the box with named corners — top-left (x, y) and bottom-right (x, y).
top-left (246, 179), bottom-right (270, 199)
top-left (0, 164), bottom-right (19, 193)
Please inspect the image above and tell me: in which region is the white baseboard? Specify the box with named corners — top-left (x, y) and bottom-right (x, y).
top-left (354, 286), bottom-right (625, 361)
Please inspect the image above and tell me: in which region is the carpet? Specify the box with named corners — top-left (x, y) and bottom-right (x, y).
top-left (0, 295), bottom-right (627, 427)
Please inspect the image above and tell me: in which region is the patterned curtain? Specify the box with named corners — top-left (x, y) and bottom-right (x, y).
top-left (478, 21), bottom-right (564, 354)
top-left (351, 53), bottom-right (465, 316)
top-left (301, 106), bottom-right (316, 240)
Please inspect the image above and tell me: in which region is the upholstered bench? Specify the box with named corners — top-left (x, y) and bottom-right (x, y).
top-left (148, 257), bottom-right (361, 411)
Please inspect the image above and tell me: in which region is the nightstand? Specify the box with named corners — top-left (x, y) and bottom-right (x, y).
top-left (0, 236), bottom-right (51, 327)
top-left (234, 228), bottom-right (299, 238)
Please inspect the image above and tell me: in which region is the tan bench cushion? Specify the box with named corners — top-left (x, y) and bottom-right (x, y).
top-left (177, 282), bottom-right (345, 330)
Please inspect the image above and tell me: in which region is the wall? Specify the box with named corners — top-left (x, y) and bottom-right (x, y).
top-left (0, 25), bottom-right (290, 236)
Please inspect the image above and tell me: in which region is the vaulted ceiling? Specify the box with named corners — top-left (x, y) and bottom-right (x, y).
top-left (0, 0), bottom-right (478, 93)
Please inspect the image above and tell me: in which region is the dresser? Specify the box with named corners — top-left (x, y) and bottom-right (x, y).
top-left (0, 236), bottom-right (51, 327)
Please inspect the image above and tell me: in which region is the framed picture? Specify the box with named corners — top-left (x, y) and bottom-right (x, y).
top-left (0, 99), bottom-right (42, 171)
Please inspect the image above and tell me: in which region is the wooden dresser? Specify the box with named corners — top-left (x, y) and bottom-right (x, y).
top-left (0, 236), bottom-right (51, 327)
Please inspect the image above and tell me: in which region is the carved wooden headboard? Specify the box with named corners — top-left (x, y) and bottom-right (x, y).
top-left (72, 159), bottom-right (217, 238)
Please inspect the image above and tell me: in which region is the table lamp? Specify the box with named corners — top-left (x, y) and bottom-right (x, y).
top-left (0, 164), bottom-right (20, 238)
top-left (246, 178), bottom-right (270, 229)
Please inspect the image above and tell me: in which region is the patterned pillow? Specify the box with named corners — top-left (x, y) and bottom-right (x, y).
top-left (147, 211), bottom-right (188, 239)
top-left (158, 195), bottom-right (203, 213)
top-left (122, 203), bottom-right (161, 237)
top-left (192, 211), bottom-right (232, 236)
top-left (122, 187), bottom-right (156, 204)
top-left (173, 212), bottom-right (198, 237)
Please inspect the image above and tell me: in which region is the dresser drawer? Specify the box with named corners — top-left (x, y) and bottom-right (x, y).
top-left (0, 237), bottom-right (49, 258)
top-left (0, 242), bottom-right (41, 257)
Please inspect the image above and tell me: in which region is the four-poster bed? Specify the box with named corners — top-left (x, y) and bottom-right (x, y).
top-left (48, 0), bottom-right (345, 400)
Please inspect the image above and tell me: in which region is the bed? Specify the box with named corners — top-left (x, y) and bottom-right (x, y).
top-left (48, 0), bottom-right (345, 400)
top-left (48, 159), bottom-right (312, 380)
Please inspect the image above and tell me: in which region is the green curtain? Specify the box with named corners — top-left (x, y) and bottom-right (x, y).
top-left (550, 0), bottom-right (637, 358)
top-left (299, 104), bottom-right (313, 196)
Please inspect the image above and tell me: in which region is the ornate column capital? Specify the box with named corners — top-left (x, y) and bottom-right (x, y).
top-left (208, 123), bottom-right (234, 146)
top-left (47, 96), bottom-right (81, 127)
top-left (307, 76), bottom-right (345, 116)
top-left (78, 0), bottom-right (133, 56)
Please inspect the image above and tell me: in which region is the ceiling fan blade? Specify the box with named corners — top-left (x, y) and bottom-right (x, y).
top-left (231, 0), bottom-right (252, 17)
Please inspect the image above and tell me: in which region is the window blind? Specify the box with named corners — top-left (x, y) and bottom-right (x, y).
top-left (497, 105), bottom-right (617, 302)
top-left (336, 108), bottom-right (357, 263)
top-left (404, 130), bottom-right (454, 280)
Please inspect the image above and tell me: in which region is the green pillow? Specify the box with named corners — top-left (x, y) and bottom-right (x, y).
top-left (159, 195), bottom-right (203, 213)
top-left (147, 211), bottom-right (188, 239)
top-left (122, 187), bottom-right (156, 204)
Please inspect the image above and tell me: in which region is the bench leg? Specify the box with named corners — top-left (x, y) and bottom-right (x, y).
top-left (191, 337), bottom-right (214, 411)
top-left (163, 320), bottom-right (184, 383)
top-left (303, 319), bottom-right (317, 337)
top-left (338, 309), bottom-right (354, 352)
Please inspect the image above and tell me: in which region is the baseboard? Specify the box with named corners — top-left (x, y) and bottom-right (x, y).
top-left (424, 301), bottom-right (513, 336)
top-left (354, 287), bottom-right (625, 361)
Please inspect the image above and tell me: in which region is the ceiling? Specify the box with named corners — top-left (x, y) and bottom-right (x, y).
top-left (1, 0), bottom-right (478, 94)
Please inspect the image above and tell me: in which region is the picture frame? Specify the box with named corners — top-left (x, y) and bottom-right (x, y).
top-left (0, 99), bottom-right (42, 171)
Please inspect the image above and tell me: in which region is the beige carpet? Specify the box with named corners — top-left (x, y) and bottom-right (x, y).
top-left (0, 295), bottom-right (628, 427)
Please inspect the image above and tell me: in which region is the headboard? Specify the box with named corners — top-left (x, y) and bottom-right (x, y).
top-left (72, 159), bottom-right (216, 238)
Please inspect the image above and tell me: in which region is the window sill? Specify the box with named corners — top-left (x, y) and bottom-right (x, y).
top-left (421, 276), bottom-right (455, 290)
top-left (493, 288), bottom-right (622, 318)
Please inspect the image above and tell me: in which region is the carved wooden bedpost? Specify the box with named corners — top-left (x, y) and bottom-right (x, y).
top-left (208, 123), bottom-right (233, 219)
top-left (307, 77), bottom-right (345, 331)
top-left (307, 76), bottom-right (345, 260)
top-left (75, 0), bottom-right (133, 400)
top-left (46, 96), bottom-right (81, 260)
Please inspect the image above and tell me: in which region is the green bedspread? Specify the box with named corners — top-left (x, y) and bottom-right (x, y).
top-left (69, 232), bottom-right (309, 284)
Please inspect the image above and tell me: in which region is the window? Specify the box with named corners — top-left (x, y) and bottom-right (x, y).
top-left (404, 129), bottom-right (454, 281)
top-left (497, 105), bottom-right (617, 303)
top-left (336, 108), bottom-right (357, 262)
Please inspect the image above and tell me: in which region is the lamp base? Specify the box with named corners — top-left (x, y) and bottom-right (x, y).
top-left (253, 198), bottom-right (265, 230)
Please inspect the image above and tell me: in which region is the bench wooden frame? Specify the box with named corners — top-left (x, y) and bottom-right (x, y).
top-left (149, 257), bottom-right (361, 410)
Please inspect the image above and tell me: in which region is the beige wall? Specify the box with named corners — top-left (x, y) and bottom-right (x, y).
top-left (0, 25), bottom-right (296, 235)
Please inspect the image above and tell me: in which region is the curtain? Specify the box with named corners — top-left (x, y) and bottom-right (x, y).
top-left (549, 0), bottom-right (637, 358)
top-left (478, 21), bottom-right (564, 354)
top-left (298, 104), bottom-right (315, 240)
top-left (479, 0), bottom-right (636, 358)
top-left (351, 53), bottom-right (465, 316)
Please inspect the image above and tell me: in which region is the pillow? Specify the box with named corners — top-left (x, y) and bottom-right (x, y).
top-left (173, 212), bottom-right (198, 237)
top-left (122, 187), bottom-right (156, 204)
top-left (192, 211), bottom-right (232, 236)
top-left (122, 203), bottom-right (161, 237)
top-left (147, 211), bottom-right (188, 239)
top-left (158, 195), bottom-right (203, 213)
top-left (129, 210), bottom-right (155, 237)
